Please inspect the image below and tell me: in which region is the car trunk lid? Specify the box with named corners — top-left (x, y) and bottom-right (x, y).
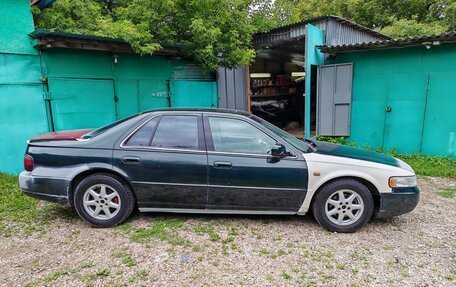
top-left (29, 129), bottom-right (93, 143)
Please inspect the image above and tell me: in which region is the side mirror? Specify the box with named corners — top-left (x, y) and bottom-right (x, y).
top-left (270, 143), bottom-right (287, 158)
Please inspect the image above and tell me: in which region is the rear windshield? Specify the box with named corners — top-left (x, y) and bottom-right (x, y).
top-left (81, 114), bottom-right (139, 139)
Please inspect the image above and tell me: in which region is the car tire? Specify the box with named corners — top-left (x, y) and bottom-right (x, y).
top-left (74, 173), bottom-right (135, 228)
top-left (312, 179), bottom-right (374, 233)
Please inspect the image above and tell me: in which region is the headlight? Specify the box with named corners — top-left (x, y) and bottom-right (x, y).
top-left (389, 176), bottom-right (417, 188)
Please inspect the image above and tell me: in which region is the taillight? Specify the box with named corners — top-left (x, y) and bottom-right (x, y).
top-left (24, 154), bottom-right (34, 172)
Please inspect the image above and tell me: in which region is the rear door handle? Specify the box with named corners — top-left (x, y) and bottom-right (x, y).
top-left (122, 156), bottom-right (141, 164)
top-left (213, 161), bottom-right (232, 168)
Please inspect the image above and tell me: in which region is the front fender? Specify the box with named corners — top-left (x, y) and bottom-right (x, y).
top-left (298, 152), bottom-right (414, 214)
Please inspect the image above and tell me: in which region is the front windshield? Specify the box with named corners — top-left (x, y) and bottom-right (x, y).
top-left (250, 115), bottom-right (315, 153)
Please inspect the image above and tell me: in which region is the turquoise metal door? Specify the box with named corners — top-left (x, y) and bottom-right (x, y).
top-left (138, 80), bottom-right (170, 111)
top-left (421, 72), bottom-right (456, 157)
top-left (48, 78), bottom-right (116, 130)
top-left (382, 74), bottom-right (428, 153)
top-left (171, 81), bottom-right (217, 108)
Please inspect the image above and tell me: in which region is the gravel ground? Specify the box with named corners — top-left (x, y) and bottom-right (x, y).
top-left (1, 177), bottom-right (455, 287)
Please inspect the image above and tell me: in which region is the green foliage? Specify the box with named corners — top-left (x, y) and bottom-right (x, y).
top-left (33, 0), bottom-right (456, 70)
top-left (194, 222), bottom-right (221, 242)
top-left (96, 268), bottom-right (110, 277)
top-left (125, 217), bottom-right (189, 246)
top-left (249, 0), bottom-right (300, 32)
top-left (437, 187), bottom-right (456, 198)
top-left (315, 136), bottom-right (355, 146)
top-left (0, 174), bottom-right (39, 235)
top-left (394, 154), bottom-right (456, 178)
top-left (34, 0), bottom-right (257, 71)
top-left (381, 19), bottom-right (448, 38)
top-left (0, 174), bottom-right (77, 236)
top-left (293, 0), bottom-right (455, 38)
top-left (112, 251), bottom-right (136, 267)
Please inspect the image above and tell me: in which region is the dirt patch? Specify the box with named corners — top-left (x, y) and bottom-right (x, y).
top-left (1, 177), bottom-right (455, 287)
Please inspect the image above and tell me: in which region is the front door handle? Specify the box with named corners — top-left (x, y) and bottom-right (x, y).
top-left (122, 156), bottom-right (141, 164)
top-left (213, 161), bottom-right (232, 169)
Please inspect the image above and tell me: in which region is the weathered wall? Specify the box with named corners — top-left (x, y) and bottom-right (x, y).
top-left (41, 49), bottom-right (217, 131)
top-left (0, 0), bottom-right (49, 174)
top-left (0, 1), bottom-right (217, 174)
top-left (0, 0), bottom-right (38, 55)
top-left (335, 44), bottom-right (456, 157)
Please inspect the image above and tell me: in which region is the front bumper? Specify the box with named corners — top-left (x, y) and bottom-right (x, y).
top-left (19, 172), bottom-right (70, 204)
top-left (375, 186), bottom-right (420, 218)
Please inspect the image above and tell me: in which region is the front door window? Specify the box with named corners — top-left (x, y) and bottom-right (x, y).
top-left (208, 117), bottom-right (276, 154)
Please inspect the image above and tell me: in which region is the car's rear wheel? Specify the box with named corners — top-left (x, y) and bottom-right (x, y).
top-left (74, 173), bottom-right (135, 227)
top-left (312, 179), bottom-right (374, 233)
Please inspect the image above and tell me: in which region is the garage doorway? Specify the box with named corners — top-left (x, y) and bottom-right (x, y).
top-left (249, 40), bottom-right (308, 138)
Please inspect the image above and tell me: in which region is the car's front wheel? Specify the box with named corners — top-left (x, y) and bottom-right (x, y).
top-left (312, 179), bottom-right (374, 233)
top-left (74, 173), bottom-right (135, 227)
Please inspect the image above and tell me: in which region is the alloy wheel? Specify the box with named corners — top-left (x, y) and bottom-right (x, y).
top-left (82, 184), bottom-right (121, 220)
top-left (325, 189), bottom-right (364, 226)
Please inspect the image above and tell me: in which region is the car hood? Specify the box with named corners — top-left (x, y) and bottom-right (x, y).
top-left (314, 141), bottom-right (403, 168)
top-left (29, 129), bottom-right (93, 142)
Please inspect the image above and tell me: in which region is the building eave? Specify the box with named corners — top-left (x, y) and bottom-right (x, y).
top-left (30, 29), bottom-right (182, 57)
top-left (319, 31), bottom-right (456, 53)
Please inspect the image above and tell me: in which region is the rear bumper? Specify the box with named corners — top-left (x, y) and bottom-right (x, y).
top-left (375, 186), bottom-right (420, 218)
top-left (19, 172), bottom-right (70, 204)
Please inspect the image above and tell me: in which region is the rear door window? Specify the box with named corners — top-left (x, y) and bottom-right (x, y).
top-left (125, 115), bottom-right (200, 150)
top-left (125, 117), bottom-right (160, 146)
top-left (151, 116), bottom-right (200, 150)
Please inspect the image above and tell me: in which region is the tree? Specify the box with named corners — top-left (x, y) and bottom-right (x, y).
top-left (381, 19), bottom-right (448, 38)
top-left (34, 0), bottom-right (257, 71)
top-left (34, 0), bottom-right (456, 69)
top-left (293, 0), bottom-right (455, 38)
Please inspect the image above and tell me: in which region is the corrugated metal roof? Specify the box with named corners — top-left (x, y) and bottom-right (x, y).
top-left (320, 31), bottom-right (456, 53)
top-left (255, 15), bottom-right (390, 40)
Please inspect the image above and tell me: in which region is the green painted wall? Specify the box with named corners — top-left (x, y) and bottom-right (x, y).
top-left (0, 0), bottom-right (38, 55)
top-left (335, 44), bottom-right (456, 157)
top-left (305, 24), bottom-right (325, 138)
top-left (0, 1), bottom-right (217, 174)
top-left (41, 49), bottom-right (217, 131)
top-left (0, 1), bottom-right (49, 174)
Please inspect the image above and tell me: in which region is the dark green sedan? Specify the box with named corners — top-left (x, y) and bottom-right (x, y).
top-left (19, 109), bottom-right (419, 232)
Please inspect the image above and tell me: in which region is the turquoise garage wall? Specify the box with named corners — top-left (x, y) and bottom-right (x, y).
top-left (41, 49), bottom-right (217, 131)
top-left (0, 1), bottom-right (217, 174)
top-left (335, 44), bottom-right (456, 157)
top-left (0, 0), bottom-right (49, 174)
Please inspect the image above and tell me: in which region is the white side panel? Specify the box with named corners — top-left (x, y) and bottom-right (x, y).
top-left (298, 153), bottom-right (415, 214)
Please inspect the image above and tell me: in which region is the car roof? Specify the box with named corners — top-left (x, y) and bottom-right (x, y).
top-left (141, 108), bottom-right (252, 117)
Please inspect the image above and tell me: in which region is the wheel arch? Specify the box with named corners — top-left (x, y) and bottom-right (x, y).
top-left (67, 168), bottom-right (135, 207)
top-left (299, 175), bottom-right (381, 215)
top-left (310, 176), bottom-right (380, 210)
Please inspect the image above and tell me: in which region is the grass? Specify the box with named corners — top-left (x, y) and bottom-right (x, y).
top-left (0, 173), bottom-right (77, 236)
top-left (121, 217), bottom-right (190, 246)
top-left (112, 251), bottom-right (136, 267)
top-left (129, 270), bottom-right (148, 282)
top-left (437, 187), bottom-right (456, 198)
top-left (43, 269), bottom-right (73, 283)
top-left (316, 136), bottom-right (456, 178)
top-left (0, 173), bottom-right (40, 235)
top-left (193, 222), bottom-right (222, 242)
top-left (394, 154), bottom-right (456, 178)
top-left (281, 272), bottom-right (292, 280)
